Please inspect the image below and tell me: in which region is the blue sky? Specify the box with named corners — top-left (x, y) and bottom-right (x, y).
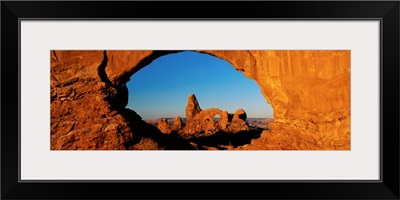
top-left (126, 51), bottom-right (273, 120)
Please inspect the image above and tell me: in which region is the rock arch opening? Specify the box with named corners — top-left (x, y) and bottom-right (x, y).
top-left (124, 51), bottom-right (274, 134)
top-left (50, 50), bottom-right (350, 150)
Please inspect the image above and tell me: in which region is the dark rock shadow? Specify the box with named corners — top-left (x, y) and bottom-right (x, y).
top-left (118, 109), bottom-right (264, 150)
top-left (187, 127), bottom-right (264, 149)
top-left (121, 108), bottom-right (196, 150)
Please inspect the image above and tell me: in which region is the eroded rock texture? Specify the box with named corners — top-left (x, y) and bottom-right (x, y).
top-left (51, 50), bottom-right (190, 150)
top-left (180, 94), bottom-right (249, 135)
top-left (197, 50), bottom-right (350, 150)
top-left (185, 94), bottom-right (202, 121)
top-left (50, 50), bottom-right (132, 150)
top-left (171, 117), bottom-right (183, 132)
top-left (183, 108), bottom-right (225, 135)
top-left (50, 50), bottom-right (350, 150)
top-left (157, 118), bottom-right (172, 134)
top-left (228, 109), bottom-right (251, 134)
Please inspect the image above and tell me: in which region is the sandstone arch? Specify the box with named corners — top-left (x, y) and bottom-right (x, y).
top-left (50, 50), bottom-right (350, 150)
top-left (183, 108), bottom-right (229, 135)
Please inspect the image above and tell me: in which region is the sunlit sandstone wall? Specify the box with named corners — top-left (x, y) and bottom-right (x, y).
top-left (50, 50), bottom-right (350, 150)
top-left (200, 50), bottom-right (350, 150)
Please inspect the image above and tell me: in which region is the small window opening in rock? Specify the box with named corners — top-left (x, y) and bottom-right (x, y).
top-left (214, 114), bottom-right (220, 123)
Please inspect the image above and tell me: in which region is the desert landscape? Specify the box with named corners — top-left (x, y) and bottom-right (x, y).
top-left (141, 93), bottom-right (272, 150)
top-left (50, 50), bottom-right (350, 150)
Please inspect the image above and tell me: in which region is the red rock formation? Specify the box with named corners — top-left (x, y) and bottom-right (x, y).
top-left (51, 51), bottom-right (164, 150)
top-left (183, 108), bottom-right (228, 135)
top-left (185, 94), bottom-right (202, 121)
top-left (228, 109), bottom-right (250, 134)
top-left (171, 117), bottom-right (183, 132)
top-left (157, 118), bottom-right (172, 134)
top-left (50, 51), bottom-right (132, 150)
top-left (199, 50), bottom-right (350, 150)
top-left (181, 94), bottom-right (250, 135)
top-left (234, 109), bottom-right (247, 120)
top-left (50, 50), bottom-right (350, 150)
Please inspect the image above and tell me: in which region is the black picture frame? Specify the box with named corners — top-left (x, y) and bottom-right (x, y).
top-left (1, 1), bottom-right (399, 199)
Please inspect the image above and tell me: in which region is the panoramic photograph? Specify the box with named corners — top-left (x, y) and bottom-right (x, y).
top-left (50, 50), bottom-right (350, 150)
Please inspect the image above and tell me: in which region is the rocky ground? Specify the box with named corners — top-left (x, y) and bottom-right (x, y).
top-left (140, 94), bottom-right (273, 150)
top-left (145, 119), bottom-right (269, 150)
top-left (146, 118), bottom-right (272, 129)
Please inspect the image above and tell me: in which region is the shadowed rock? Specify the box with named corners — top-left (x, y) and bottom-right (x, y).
top-left (234, 109), bottom-right (247, 121)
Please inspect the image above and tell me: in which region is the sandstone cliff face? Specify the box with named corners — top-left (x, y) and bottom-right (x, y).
top-left (50, 50), bottom-right (350, 150)
top-left (199, 50), bottom-right (350, 150)
top-left (50, 50), bottom-right (132, 150)
top-left (51, 51), bottom-right (180, 150)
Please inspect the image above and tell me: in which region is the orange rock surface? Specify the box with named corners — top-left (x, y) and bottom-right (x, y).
top-left (50, 50), bottom-right (350, 150)
top-left (199, 50), bottom-right (350, 150)
top-left (181, 94), bottom-right (250, 135)
top-left (157, 118), bottom-right (172, 134)
top-left (185, 93), bottom-right (202, 121)
top-left (171, 116), bottom-right (183, 132)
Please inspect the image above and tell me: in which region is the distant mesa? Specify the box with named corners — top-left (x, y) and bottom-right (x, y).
top-left (156, 94), bottom-right (250, 135)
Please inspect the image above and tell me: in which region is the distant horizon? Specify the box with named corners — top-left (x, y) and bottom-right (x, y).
top-left (126, 51), bottom-right (274, 120)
